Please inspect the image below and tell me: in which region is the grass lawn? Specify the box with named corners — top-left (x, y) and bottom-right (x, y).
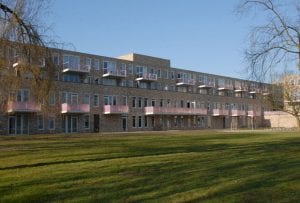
top-left (0, 130), bottom-right (299, 202)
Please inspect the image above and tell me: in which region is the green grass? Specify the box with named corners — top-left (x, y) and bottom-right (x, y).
top-left (0, 130), bottom-right (299, 202)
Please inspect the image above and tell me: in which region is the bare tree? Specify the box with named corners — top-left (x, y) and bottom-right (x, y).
top-left (237, 0), bottom-right (300, 82)
top-left (0, 0), bottom-right (56, 110)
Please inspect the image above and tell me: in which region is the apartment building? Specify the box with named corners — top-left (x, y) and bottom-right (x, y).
top-left (0, 48), bottom-right (272, 135)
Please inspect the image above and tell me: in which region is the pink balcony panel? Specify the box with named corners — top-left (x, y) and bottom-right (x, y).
top-left (212, 109), bottom-right (229, 116)
top-left (247, 110), bottom-right (261, 117)
top-left (104, 105), bottom-right (129, 114)
top-left (231, 109), bottom-right (246, 116)
top-left (176, 78), bottom-right (196, 86)
top-left (145, 106), bottom-right (207, 115)
top-left (61, 103), bottom-right (90, 114)
top-left (7, 101), bottom-right (41, 113)
top-left (136, 73), bottom-right (157, 82)
top-left (103, 69), bottom-right (126, 78)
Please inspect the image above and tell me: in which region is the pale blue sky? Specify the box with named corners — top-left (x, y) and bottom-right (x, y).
top-left (47, 0), bottom-right (265, 79)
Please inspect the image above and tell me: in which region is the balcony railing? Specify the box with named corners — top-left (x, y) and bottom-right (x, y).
top-left (136, 73), bottom-right (157, 82)
top-left (62, 63), bottom-right (91, 73)
top-left (145, 106), bottom-right (207, 115)
top-left (198, 81), bottom-right (215, 88)
top-left (249, 88), bottom-right (261, 94)
top-left (234, 86), bottom-right (248, 92)
top-left (7, 101), bottom-right (41, 113)
top-left (176, 78), bottom-right (196, 86)
top-left (212, 109), bottom-right (229, 116)
top-left (103, 105), bottom-right (129, 114)
top-left (231, 109), bottom-right (246, 116)
top-left (61, 103), bottom-right (90, 114)
top-left (217, 84), bottom-right (234, 91)
top-left (102, 69), bottom-right (126, 78)
top-left (247, 110), bottom-right (261, 117)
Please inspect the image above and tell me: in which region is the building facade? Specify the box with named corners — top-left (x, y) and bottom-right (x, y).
top-left (0, 49), bottom-right (272, 135)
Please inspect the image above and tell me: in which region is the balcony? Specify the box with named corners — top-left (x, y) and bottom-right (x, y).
top-left (61, 103), bottom-right (90, 114)
top-left (62, 64), bottom-right (90, 74)
top-left (247, 110), bottom-right (261, 117)
top-left (212, 109), bottom-right (229, 116)
top-left (103, 105), bottom-right (129, 114)
top-left (234, 86), bottom-right (248, 92)
top-left (102, 69), bottom-right (126, 78)
top-left (7, 101), bottom-right (41, 113)
top-left (145, 106), bottom-right (207, 115)
top-left (136, 73), bottom-right (157, 82)
top-left (249, 88), bottom-right (261, 94)
top-left (176, 78), bottom-right (196, 86)
top-left (198, 81), bottom-right (215, 89)
top-left (231, 109), bottom-right (246, 116)
top-left (217, 84), bottom-right (234, 91)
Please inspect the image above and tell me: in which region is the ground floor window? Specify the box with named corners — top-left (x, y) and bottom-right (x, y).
top-left (132, 116), bottom-right (136, 128)
top-left (37, 115), bottom-right (44, 130)
top-left (48, 117), bottom-right (55, 130)
top-left (138, 116), bottom-right (142, 128)
top-left (84, 115), bottom-right (90, 129)
top-left (144, 116), bottom-right (148, 127)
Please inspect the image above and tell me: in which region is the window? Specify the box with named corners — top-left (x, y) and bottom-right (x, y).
top-left (138, 116), bottom-right (142, 128)
top-left (37, 115), bottom-right (44, 130)
top-left (49, 94), bottom-right (55, 105)
top-left (53, 53), bottom-right (59, 65)
top-left (144, 98), bottom-right (148, 107)
top-left (63, 55), bottom-right (80, 70)
top-left (157, 69), bottom-right (161, 78)
top-left (138, 97), bottom-right (142, 108)
top-left (160, 99), bottom-right (163, 107)
top-left (48, 117), bottom-right (55, 130)
top-left (83, 95), bottom-right (90, 104)
top-left (63, 74), bottom-right (80, 83)
top-left (94, 94), bottom-right (99, 107)
top-left (151, 99), bottom-right (156, 107)
top-left (84, 115), bottom-right (90, 129)
top-left (128, 64), bottom-right (133, 74)
top-left (122, 96), bottom-right (127, 105)
top-left (94, 59), bottom-right (100, 70)
top-left (104, 95), bottom-right (117, 105)
top-left (132, 116), bottom-right (136, 128)
top-left (171, 71), bottom-right (174, 80)
top-left (132, 97), bottom-right (136, 108)
top-left (181, 100), bottom-right (184, 108)
top-left (144, 116), bottom-right (148, 127)
top-left (164, 70), bottom-right (168, 79)
top-left (103, 78), bottom-right (116, 86)
top-left (103, 61), bottom-right (116, 74)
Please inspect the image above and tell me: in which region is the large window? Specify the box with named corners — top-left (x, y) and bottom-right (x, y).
top-left (103, 61), bottom-right (116, 73)
top-left (104, 95), bottom-right (117, 105)
top-left (61, 92), bottom-right (78, 104)
top-left (63, 55), bottom-right (80, 70)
